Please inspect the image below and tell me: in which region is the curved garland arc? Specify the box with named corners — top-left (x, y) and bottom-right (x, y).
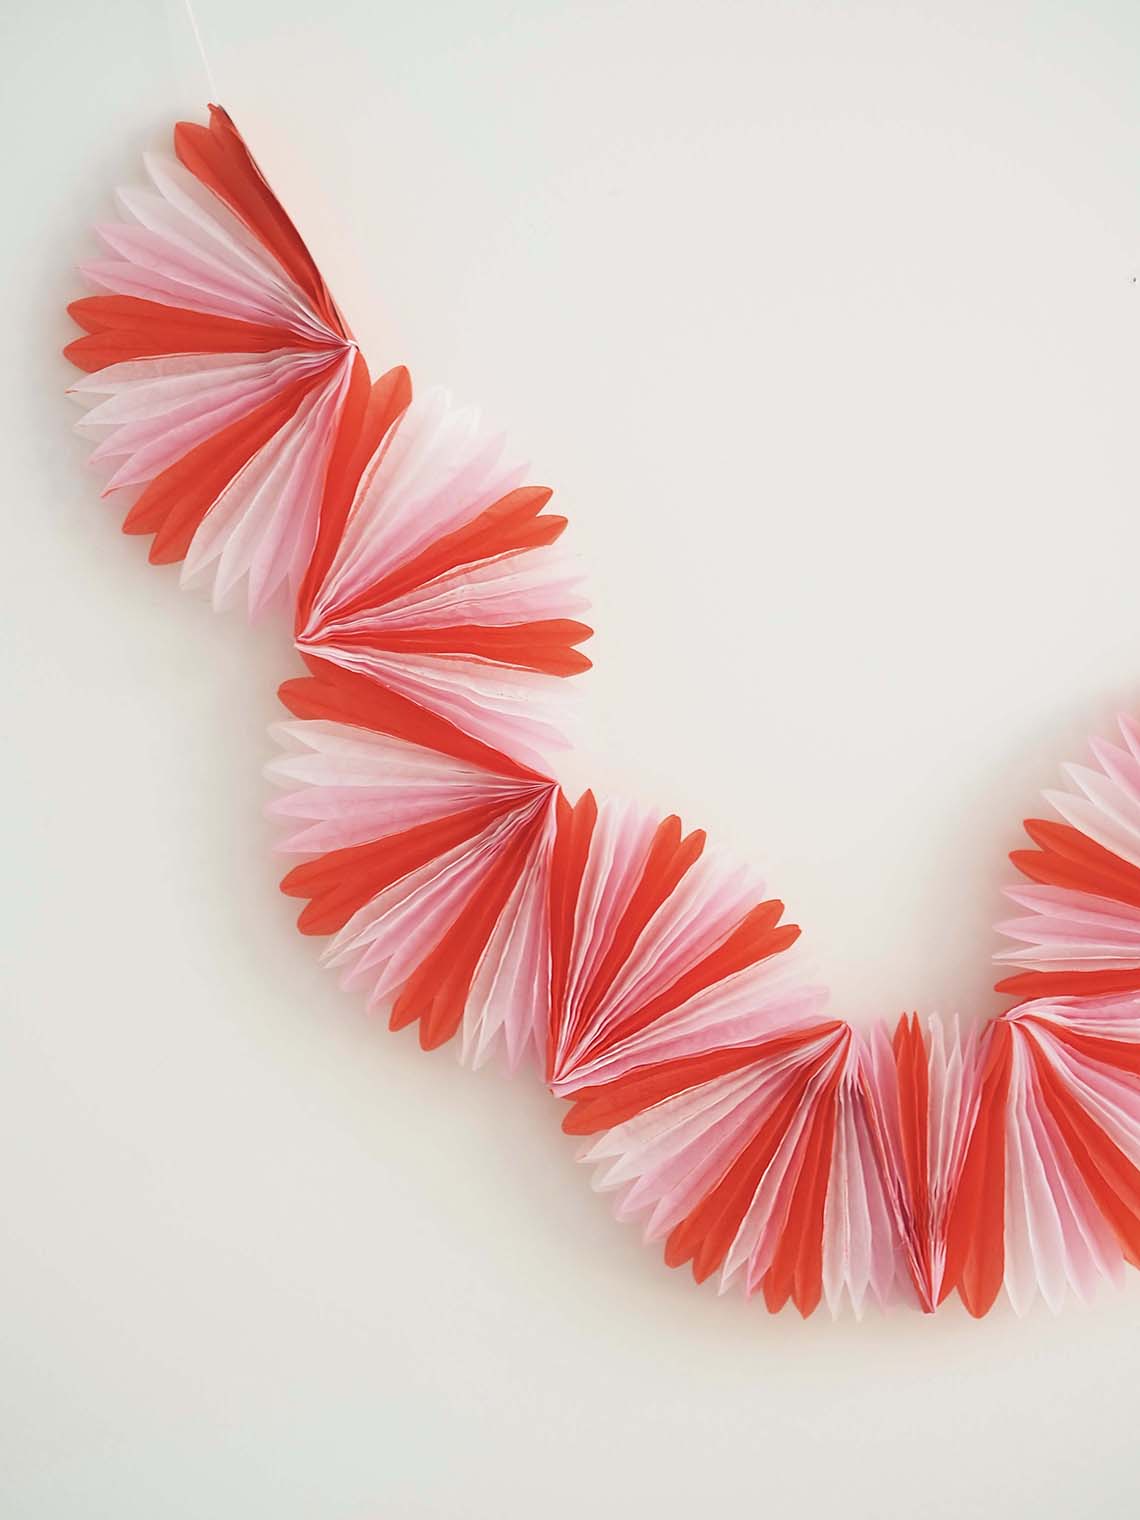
top-left (65, 105), bottom-right (1140, 1318)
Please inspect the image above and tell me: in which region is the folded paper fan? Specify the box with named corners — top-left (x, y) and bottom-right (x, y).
top-left (859, 1014), bottom-right (983, 1312)
top-left (545, 791), bottom-right (825, 1095)
top-left (65, 107), bottom-right (1140, 1320)
top-left (993, 998), bottom-right (1140, 1311)
top-left (996, 715), bottom-right (1140, 1001)
top-left (569, 1020), bottom-right (853, 1314)
top-left (67, 105), bottom-right (367, 616)
top-left (295, 385), bottom-right (592, 770)
top-left (271, 660), bottom-right (559, 1066)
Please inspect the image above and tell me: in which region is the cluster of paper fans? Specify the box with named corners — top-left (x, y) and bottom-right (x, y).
top-left (66, 106), bottom-right (1140, 1317)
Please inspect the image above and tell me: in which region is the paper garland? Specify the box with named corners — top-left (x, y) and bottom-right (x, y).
top-left (65, 106), bottom-right (1140, 1317)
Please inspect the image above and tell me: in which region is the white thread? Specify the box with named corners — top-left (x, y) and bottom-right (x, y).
top-left (181, 0), bottom-right (219, 100)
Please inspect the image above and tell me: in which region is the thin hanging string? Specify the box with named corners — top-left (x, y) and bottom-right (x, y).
top-left (180, 0), bottom-right (219, 101)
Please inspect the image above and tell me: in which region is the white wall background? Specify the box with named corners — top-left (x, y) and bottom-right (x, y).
top-left (6, 0), bottom-right (1140, 1514)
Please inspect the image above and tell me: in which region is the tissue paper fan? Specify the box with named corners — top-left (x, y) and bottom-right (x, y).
top-left (568, 1019), bottom-right (856, 1314)
top-left (996, 714), bottom-right (1140, 1001)
top-left (998, 999), bottom-right (1138, 1311)
top-left (544, 790), bottom-right (825, 1095)
top-left (294, 383), bottom-right (592, 770)
top-left (270, 660), bottom-right (560, 1063)
top-left (858, 1014), bottom-right (985, 1313)
top-left (65, 105), bottom-right (1140, 1319)
top-left (67, 105), bottom-right (367, 616)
